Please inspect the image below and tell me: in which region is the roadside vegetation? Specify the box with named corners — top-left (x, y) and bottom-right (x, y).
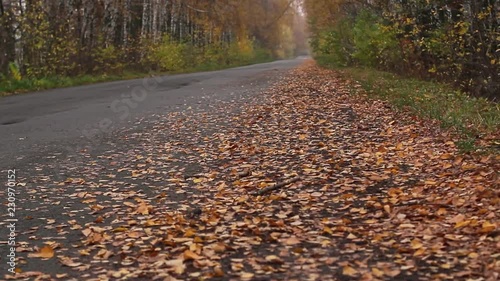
top-left (334, 65), bottom-right (499, 153)
top-left (0, 43), bottom-right (274, 96)
top-left (0, 0), bottom-right (308, 95)
top-left (306, 0), bottom-right (499, 152)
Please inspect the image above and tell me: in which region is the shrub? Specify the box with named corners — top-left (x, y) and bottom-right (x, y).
top-left (352, 10), bottom-right (400, 69)
top-left (145, 36), bottom-right (188, 72)
top-left (8, 62), bottom-right (22, 81)
top-left (93, 45), bottom-right (125, 74)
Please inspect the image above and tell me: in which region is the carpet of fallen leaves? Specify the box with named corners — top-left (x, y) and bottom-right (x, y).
top-left (4, 61), bottom-right (499, 281)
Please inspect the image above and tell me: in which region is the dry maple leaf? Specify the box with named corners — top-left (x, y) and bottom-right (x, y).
top-left (28, 246), bottom-right (54, 259)
top-left (343, 265), bottom-right (358, 276)
top-left (183, 250), bottom-right (202, 261)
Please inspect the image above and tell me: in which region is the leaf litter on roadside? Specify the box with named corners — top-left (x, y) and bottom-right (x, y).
top-left (4, 61), bottom-right (499, 280)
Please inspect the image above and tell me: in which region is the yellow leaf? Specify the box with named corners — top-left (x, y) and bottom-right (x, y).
top-left (376, 157), bottom-right (384, 165)
top-left (183, 250), bottom-right (201, 261)
top-left (193, 178), bottom-right (203, 183)
top-left (30, 246), bottom-right (54, 259)
top-left (414, 248), bottom-right (426, 256)
top-left (241, 272), bottom-right (254, 280)
top-left (468, 252), bottom-right (479, 258)
top-left (39, 246), bottom-right (55, 258)
top-left (184, 229), bottom-right (196, 237)
top-left (79, 249), bottom-right (90, 256)
top-left (342, 265), bottom-right (358, 276)
top-left (372, 267), bottom-right (384, 277)
top-left (113, 227), bottom-right (128, 232)
top-left (481, 221), bottom-right (496, 233)
top-left (458, 24), bottom-right (468, 35)
top-left (347, 233), bottom-right (357, 239)
top-left (136, 203), bottom-right (149, 215)
top-left (265, 255), bottom-right (283, 264)
top-left (455, 220), bottom-right (471, 228)
top-left (411, 239), bottom-right (423, 249)
top-left (436, 208), bottom-right (447, 215)
top-left (323, 226), bottom-right (333, 235)
top-left (399, 223), bottom-right (415, 228)
top-left (441, 263), bottom-right (452, 269)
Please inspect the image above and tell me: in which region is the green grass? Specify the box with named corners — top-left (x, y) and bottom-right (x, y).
top-left (0, 56), bottom-right (274, 97)
top-left (316, 56), bottom-right (500, 153)
top-left (0, 72), bottom-right (148, 97)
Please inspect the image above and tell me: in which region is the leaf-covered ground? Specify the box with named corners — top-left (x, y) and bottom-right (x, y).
top-left (3, 61), bottom-right (499, 281)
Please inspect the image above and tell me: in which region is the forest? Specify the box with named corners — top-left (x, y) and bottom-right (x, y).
top-left (0, 0), bottom-right (307, 90)
top-left (304, 0), bottom-right (499, 100)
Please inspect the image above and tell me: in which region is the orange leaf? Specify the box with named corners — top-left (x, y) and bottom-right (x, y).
top-left (183, 250), bottom-right (201, 261)
top-left (184, 229), bottom-right (196, 237)
top-left (481, 221), bottom-right (496, 233)
top-left (372, 267), bottom-right (384, 277)
top-left (411, 239), bottom-right (423, 249)
top-left (35, 246), bottom-right (54, 259)
top-left (342, 265), bottom-right (358, 276)
top-left (455, 220), bottom-right (471, 228)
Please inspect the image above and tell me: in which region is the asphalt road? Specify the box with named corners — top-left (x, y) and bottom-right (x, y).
top-left (0, 58), bottom-right (306, 278)
top-left (0, 58), bottom-right (304, 172)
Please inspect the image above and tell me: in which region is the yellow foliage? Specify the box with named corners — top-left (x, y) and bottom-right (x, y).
top-left (8, 62), bottom-right (21, 81)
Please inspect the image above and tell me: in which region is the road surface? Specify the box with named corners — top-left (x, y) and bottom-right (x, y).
top-left (0, 59), bottom-right (304, 172)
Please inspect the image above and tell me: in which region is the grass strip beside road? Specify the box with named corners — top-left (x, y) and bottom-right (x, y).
top-left (317, 58), bottom-right (499, 153)
top-left (0, 57), bottom-right (274, 97)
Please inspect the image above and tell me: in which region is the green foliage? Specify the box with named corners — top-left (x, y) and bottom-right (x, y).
top-left (1, 0), bottom-right (302, 94)
top-left (352, 11), bottom-right (400, 69)
top-left (228, 39), bottom-right (255, 65)
top-left (144, 36), bottom-right (188, 72)
top-left (310, 18), bottom-right (354, 67)
top-left (306, 0), bottom-right (500, 99)
top-left (93, 45), bottom-right (125, 74)
top-left (198, 45), bottom-right (226, 67)
top-left (0, 72), bottom-right (143, 96)
top-left (8, 62), bottom-right (21, 81)
top-left (311, 11), bottom-right (401, 69)
top-left (0, 39), bottom-right (274, 95)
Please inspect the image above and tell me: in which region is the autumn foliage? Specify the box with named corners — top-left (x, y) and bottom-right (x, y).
top-left (304, 0), bottom-right (500, 100)
top-left (0, 0), bottom-right (305, 82)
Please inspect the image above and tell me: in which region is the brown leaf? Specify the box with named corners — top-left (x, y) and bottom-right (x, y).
top-left (183, 250), bottom-right (201, 261)
top-left (342, 265), bottom-right (358, 276)
top-left (29, 246), bottom-right (54, 259)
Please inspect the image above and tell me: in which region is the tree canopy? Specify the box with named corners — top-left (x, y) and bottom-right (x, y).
top-left (0, 0), bottom-right (307, 79)
top-left (304, 0), bottom-right (500, 99)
